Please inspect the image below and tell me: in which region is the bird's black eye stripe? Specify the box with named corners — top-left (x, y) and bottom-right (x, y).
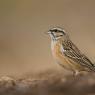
top-left (54, 29), bottom-right (58, 32)
top-left (50, 29), bottom-right (65, 35)
top-left (50, 29), bottom-right (58, 32)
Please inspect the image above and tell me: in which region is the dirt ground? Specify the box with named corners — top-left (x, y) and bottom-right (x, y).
top-left (0, 70), bottom-right (95, 95)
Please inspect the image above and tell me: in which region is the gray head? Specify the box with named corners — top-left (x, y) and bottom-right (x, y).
top-left (47, 27), bottom-right (69, 40)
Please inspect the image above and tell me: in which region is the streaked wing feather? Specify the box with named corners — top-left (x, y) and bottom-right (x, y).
top-left (62, 40), bottom-right (95, 71)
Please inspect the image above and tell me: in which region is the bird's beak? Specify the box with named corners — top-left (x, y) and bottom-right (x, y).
top-left (45, 31), bottom-right (51, 35)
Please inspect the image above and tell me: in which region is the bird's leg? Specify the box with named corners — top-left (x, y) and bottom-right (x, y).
top-left (73, 71), bottom-right (88, 77)
top-left (72, 71), bottom-right (80, 77)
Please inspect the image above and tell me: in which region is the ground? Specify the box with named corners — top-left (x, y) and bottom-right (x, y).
top-left (0, 70), bottom-right (95, 95)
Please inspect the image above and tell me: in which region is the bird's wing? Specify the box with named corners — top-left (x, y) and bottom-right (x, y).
top-left (62, 40), bottom-right (95, 71)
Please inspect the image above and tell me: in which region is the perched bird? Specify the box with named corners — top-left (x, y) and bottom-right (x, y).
top-left (47, 27), bottom-right (95, 75)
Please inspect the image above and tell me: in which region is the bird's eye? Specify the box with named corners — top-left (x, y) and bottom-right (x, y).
top-left (54, 29), bottom-right (58, 32)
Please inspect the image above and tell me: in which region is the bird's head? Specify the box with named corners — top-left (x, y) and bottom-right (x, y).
top-left (47, 27), bottom-right (69, 41)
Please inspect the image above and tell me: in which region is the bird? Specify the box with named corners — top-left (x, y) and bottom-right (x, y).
top-left (47, 27), bottom-right (95, 75)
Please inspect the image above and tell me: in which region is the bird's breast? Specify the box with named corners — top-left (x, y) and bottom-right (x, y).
top-left (51, 41), bottom-right (68, 67)
top-left (51, 40), bottom-right (62, 58)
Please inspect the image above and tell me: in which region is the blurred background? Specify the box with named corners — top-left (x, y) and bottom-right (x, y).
top-left (0, 0), bottom-right (95, 76)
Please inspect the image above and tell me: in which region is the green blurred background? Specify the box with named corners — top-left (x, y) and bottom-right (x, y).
top-left (0, 0), bottom-right (95, 76)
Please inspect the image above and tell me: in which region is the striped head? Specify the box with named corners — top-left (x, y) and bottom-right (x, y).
top-left (47, 27), bottom-right (68, 41)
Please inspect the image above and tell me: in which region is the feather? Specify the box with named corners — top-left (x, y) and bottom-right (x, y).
top-left (62, 40), bottom-right (95, 71)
